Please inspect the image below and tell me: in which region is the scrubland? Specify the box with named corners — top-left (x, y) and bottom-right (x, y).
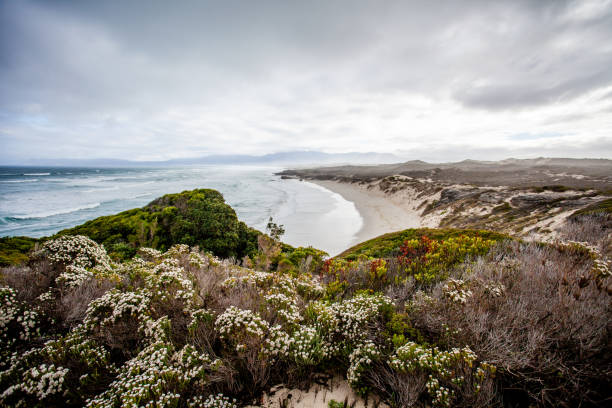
top-left (0, 190), bottom-right (610, 407)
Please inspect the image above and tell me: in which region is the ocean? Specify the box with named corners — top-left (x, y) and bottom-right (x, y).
top-left (0, 166), bottom-right (362, 256)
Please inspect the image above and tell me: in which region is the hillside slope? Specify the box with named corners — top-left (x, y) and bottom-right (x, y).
top-left (0, 185), bottom-right (610, 407)
top-left (1, 219), bottom-right (609, 407)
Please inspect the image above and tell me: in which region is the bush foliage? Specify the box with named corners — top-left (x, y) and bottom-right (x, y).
top-left (57, 189), bottom-right (261, 260)
top-left (337, 228), bottom-right (509, 260)
top-left (0, 236), bottom-right (37, 266)
top-left (0, 195), bottom-right (610, 407)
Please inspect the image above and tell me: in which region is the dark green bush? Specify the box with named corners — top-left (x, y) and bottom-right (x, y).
top-left (58, 189), bottom-right (262, 260)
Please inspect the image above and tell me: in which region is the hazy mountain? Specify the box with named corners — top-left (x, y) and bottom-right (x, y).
top-left (6, 151), bottom-right (401, 167)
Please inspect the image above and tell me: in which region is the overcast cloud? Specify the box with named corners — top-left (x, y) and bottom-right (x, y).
top-left (1, 0), bottom-right (611, 163)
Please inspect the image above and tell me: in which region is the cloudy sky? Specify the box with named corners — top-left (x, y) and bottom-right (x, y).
top-left (1, 0), bottom-right (611, 163)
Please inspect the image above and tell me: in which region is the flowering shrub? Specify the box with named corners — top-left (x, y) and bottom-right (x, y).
top-left (36, 235), bottom-right (122, 295)
top-left (483, 282), bottom-right (505, 298)
top-left (137, 247), bottom-right (162, 260)
top-left (222, 269), bottom-right (323, 300)
top-left (314, 293), bottom-right (393, 346)
top-left (197, 393), bottom-right (238, 408)
top-left (85, 341), bottom-right (221, 408)
top-left (389, 341), bottom-right (494, 407)
top-left (347, 340), bottom-right (380, 386)
top-left (287, 325), bottom-right (326, 365)
top-left (265, 291), bottom-right (301, 325)
top-left (1, 228), bottom-right (608, 407)
top-left (147, 258), bottom-right (197, 308)
top-left (41, 235), bottom-right (112, 271)
top-left (216, 306), bottom-right (269, 342)
top-left (15, 363), bottom-right (69, 400)
top-left (0, 287), bottom-right (40, 353)
top-left (264, 324), bottom-right (293, 358)
top-left (84, 289), bottom-right (150, 331)
top-left (56, 265), bottom-right (94, 288)
top-left (397, 235), bottom-right (496, 284)
top-left (442, 279), bottom-right (473, 304)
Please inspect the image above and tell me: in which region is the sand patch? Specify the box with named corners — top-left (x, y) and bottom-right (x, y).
top-left (245, 375), bottom-right (388, 408)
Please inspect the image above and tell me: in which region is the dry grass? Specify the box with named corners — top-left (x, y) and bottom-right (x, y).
top-left (368, 364), bottom-right (427, 407)
top-left (1, 260), bottom-right (56, 302)
top-left (58, 277), bottom-right (116, 325)
top-left (560, 213), bottom-right (612, 256)
top-left (410, 241), bottom-right (611, 406)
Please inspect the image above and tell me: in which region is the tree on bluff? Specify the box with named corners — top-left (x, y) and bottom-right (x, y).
top-left (153, 189), bottom-right (242, 258)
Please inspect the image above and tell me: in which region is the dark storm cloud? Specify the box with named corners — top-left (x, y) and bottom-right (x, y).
top-left (0, 0), bottom-right (611, 161)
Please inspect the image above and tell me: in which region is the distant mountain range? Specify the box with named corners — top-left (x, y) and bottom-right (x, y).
top-left (5, 151), bottom-right (402, 167)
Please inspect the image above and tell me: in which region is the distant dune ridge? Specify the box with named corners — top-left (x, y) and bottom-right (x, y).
top-left (280, 157), bottom-right (612, 241)
top-left (280, 157), bottom-right (612, 189)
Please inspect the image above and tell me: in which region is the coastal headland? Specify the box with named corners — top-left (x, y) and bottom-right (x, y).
top-left (280, 157), bottom-right (612, 240)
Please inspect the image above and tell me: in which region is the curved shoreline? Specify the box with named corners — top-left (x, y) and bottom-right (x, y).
top-left (273, 178), bottom-right (363, 256)
top-left (307, 179), bottom-right (421, 247)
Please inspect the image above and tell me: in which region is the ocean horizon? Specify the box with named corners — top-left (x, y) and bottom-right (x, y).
top-left (0, 165), bottom-right (362, 256)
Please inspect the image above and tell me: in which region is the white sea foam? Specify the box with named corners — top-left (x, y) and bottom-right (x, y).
top-left (11, 203), bottom-right (101, 220)
top-left (82, 186), bottom-right (120, 193)
top-left (1, 179), bottom-right (39, 183)
top-left (23, 173), bottom-right (50, 176)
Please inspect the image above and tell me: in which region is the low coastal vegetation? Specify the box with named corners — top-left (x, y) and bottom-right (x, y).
top-left (1, 189), bottom-right (610, 407)
top-left (0, 189), bottom-right (263, 265)
top-left (337, 228), bottom-right (509, 260)
top-left (0, 237), bottom-right (37, 267)
top-left (57, 189), bottom-right (262, 261)
top-left (571, 198), bottom-right (612, 218)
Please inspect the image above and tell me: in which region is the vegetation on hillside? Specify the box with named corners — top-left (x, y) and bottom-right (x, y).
top-left (1, 209), bottom-right (610, 407)
top-left (338, 228), bottom-right (509, 260)
top-left (571, 198), bottom-right (612, 217)
top-left (0, 190), bottom-right (327, 275)
top-left (0, 236), bottom-right (37, 266)
top-left (57, 189), bottom-right (261, 261)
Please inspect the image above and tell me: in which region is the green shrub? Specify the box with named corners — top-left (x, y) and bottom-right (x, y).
top-left (338, 228), bottom-right (509, 260)
top-left (396, 235), bottom-right (497, 284)
top-left (571, 198), bottom-right (612, 217)
top-left (0, 236), bottom-right (38, 266)
top-left (57, 189), bottom-right (262, 260)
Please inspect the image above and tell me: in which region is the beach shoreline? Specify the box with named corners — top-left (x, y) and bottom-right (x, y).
top-left (274, 178), bottom-right (363, 256)
top-left (307, 179), bottom-right (421, 247)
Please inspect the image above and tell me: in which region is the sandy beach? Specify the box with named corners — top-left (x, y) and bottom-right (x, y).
top-left (309, 179), bottom-right (421, 247)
